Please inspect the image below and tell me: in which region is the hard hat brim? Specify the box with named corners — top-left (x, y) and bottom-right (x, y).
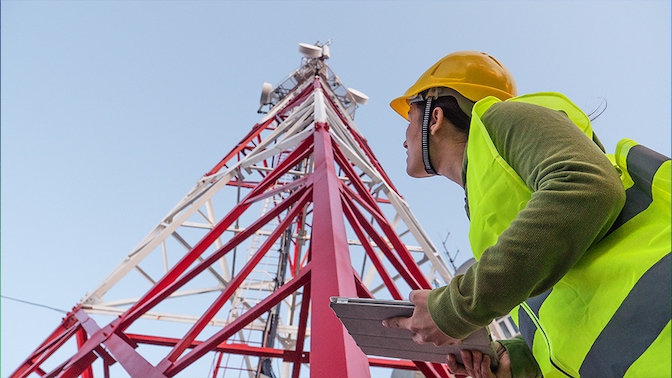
top-left (390, 96), bottom-right (411, 121)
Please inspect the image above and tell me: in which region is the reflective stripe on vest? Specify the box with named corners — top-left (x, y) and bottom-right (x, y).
top-left (518, 141), bottom-right (672, 377)
top-left (467, 95), bottom-right (671, 377)
top-left (607, 143), bottom-right (669, 234)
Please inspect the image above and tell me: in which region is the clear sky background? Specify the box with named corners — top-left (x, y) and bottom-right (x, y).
top-left (2, 1), bottom-right (670, 376)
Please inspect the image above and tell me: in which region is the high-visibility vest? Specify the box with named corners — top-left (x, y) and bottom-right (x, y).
top-left (466, 92), bottom-right (671, 377)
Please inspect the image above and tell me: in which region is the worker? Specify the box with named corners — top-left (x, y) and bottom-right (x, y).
top-left (382, 51), bottom-right (671, 377)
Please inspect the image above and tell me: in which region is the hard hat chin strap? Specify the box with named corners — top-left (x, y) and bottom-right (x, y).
top-left (421, 98), bottom-right (438, 175)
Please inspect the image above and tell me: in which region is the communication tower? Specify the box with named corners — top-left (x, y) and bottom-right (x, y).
top-left (13, 42), bottom-right (461, 378)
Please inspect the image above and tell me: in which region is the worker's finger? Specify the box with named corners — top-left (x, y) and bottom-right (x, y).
top-left (446, 353), bottom-right (469, 376)
top-left (472, 350), bottom-right (483, 371)
top-left (461, 350), bottom-right (474, 378)
top-left (381, 316), bottom-right (411, 329)
top-left (481, 355), bottom-right (491, 378)
top-left (408, 290), bottom-right (420, 303)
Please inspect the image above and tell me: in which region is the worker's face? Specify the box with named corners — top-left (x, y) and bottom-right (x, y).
top-left (403, 104), bottom-right (432, 178)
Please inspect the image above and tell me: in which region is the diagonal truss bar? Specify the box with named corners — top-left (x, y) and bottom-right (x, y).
top-left (205, 117), bottom-right (276, 176)
top-left (204, 78), bottom-right (317, 178)
top-left (70, 310), bottom-right (166, 378)
top-left (290, 278), bottom-right (311, 378)
top-left (118, 134), bottom-right (314, 324)
top-left (161, 185), bottom-right (313, 364)
top-left (12, 315), bottom-right (81, 378)
top-left (339, 187), bottom-right (422, 290)
top-left (80, 90), bottom-right (318, 306)
top-left (50, 317), bottom-right (119, 378)
top-left (340, 192), bottom-right (404, 300)
top-left (164, 263), bottom-right (313, 376)
top-left (343, 182), bottom-right (432, 289)
top-left (121, 185), bottom-right (312, 329)
top-left (331, 141), bottom-right (434, 288)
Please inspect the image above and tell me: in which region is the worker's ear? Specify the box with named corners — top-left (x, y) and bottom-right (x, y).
top-left (429, 106), bottom-right (445, 135)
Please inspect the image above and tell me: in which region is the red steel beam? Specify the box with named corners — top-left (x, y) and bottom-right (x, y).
top-left (160, 186), bottom-right (313, 365)
top-left (164, 263), bottom-right (313, 376)
top-left (129, 334), bottom-right (293, 359)
top-left (122, 186), bottom-right (311, 331)
top-left (120, 136), bottom-right (315, 329)
top-left (340, 193), bottom-right (404, 300)
top-left (55, 311), bottom-right (165, 378)
top-left (308, 123), bottom-right (371, 377)
top-left (340, 183), bottom-right (430, 289)
top-left (341, 188), bottom-right (422, 289)
top-left (205, 117), bottom-right (276, 176)
top-left (11, 314), bottom-right (80, 378)
top-left (75, 329), bottom-right (94, 378)
top-left (291, 280), bottom-right (312, 378)
top-left (207, 79), bottom-right (316, 177)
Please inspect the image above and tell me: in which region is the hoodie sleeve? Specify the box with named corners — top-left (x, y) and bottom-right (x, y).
top-left (427, 101), bottom-right (625, 339)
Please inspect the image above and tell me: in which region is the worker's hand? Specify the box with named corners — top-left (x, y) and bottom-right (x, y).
top-left (381, 289), bottom-right (460, 346)
top-left (446, 343), bottom-right (512, 378)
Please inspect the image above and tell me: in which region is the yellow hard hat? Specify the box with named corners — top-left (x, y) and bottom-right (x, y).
top-left (390, 51), bottom-right (517, 120)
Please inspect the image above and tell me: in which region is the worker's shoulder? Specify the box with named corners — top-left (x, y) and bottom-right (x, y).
top-left (483, 100), bottom-right (560, 120)
top-left (481, 100), bottom-right (574, 131)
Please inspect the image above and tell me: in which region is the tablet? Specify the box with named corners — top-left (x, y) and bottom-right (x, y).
top-left (329, 296), bottom-right (498, 369)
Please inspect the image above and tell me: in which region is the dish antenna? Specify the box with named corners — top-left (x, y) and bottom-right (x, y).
top-left (258, 82), bottom-right (274, 113)
top-left (298, 43), bottom-right (323, 58)
top-left (347, 88), bottom-right (369, 105)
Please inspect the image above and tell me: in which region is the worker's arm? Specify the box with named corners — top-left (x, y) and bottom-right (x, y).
top-left (428, 101), bottom-right (626, 338)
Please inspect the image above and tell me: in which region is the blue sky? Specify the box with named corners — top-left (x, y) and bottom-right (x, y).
top-left (2, 1), bottom-right (670, 376)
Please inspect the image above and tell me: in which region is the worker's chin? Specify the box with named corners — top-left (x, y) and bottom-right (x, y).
top-left (406, 166), bottom-right (432, 178)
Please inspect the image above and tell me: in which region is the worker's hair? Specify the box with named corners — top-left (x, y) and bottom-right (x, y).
top-left (414, 95), bottom-right (471, 134)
